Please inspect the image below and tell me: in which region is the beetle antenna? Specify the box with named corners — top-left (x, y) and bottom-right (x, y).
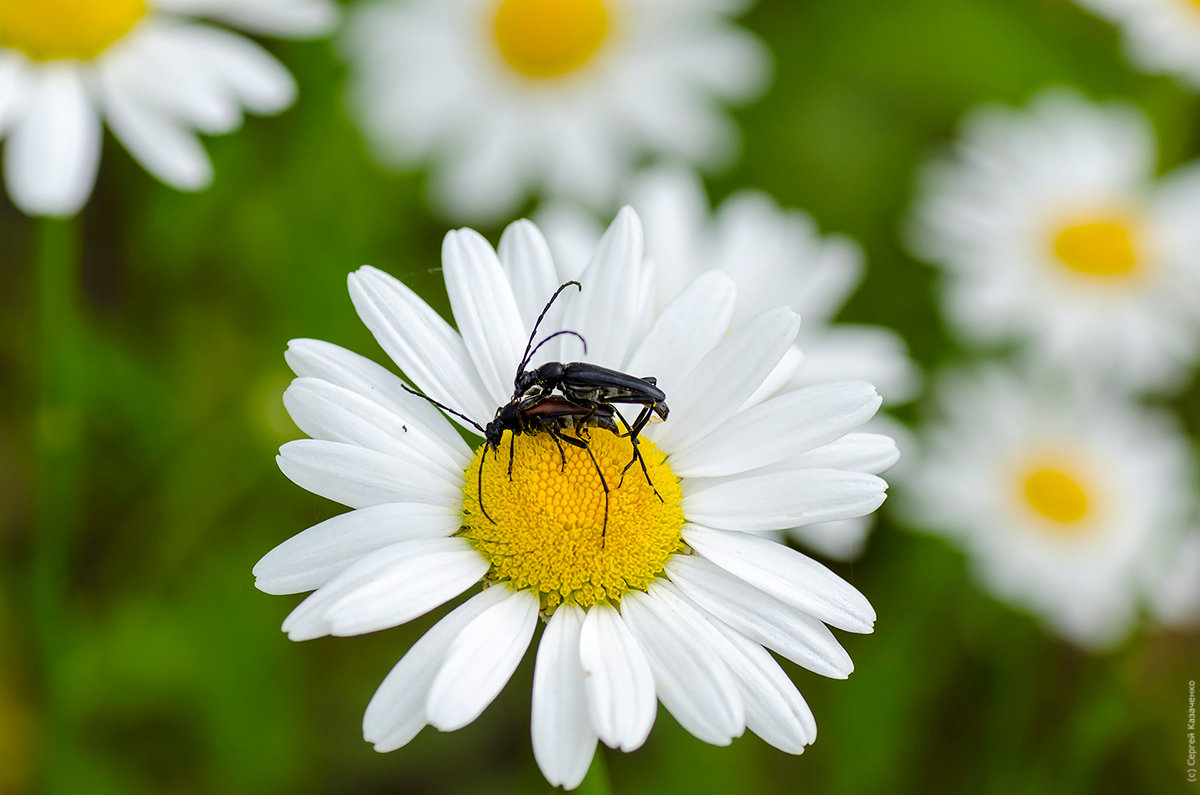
top-left (516, 280), bottom-right (582, 379)
top-left (526, 329), bottom-right (587, 363)
top-left (400, 383), bottom-right (486, 435)
top-left (477, 442), bottom-right (496, 525)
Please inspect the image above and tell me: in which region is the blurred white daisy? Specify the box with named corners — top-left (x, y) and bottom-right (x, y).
top-left (341, 0), bottom-right (769, 221)
top-left (910, 89), bottom-right (1200, 393)
top-left (255, 208), bottom-right (890, 788)
top-left (0, 0), bottom-right (338, 217)
top-left (903, 364), bottom-right (1197, 649)
top-left (538, 165), bottom-right (914, 559)
top-left (1076, 0), bottom-right (1200, 90)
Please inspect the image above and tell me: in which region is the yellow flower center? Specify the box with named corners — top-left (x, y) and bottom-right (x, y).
top-left (1050, 214), bottom-right (1141, 279)
top-left (492, 0), bottom-right (610, 80)
top-left (461, 428), bottom-right (684, 612)
top-left (1020, 465), bottom-right (1091, 529)
top-left (0, 0), bottom-right (146, 61)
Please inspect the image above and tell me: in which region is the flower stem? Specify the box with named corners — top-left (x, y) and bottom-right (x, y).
top-left (577, 750), bottom-right (614, 795)
top-left (31, 215), bottom-right (83, 786)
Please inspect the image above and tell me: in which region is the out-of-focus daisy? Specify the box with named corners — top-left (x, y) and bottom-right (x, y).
top-left (903, 364), bottom-right (1196, 649)
top-left (910, 89), bottom-right (1200, 393)
top-left (341, 0), bottom-right (769, 221)
top-left (538, 165), bottom-right (913, 559)
top-left (1075, 0), bottom-right (1200, 90)
top-left (539, 166), bottom-right (919, 402)
top-left (0, 0), bottom-right (338, 217)
top-left (255, 208), bottom-right (890, 788)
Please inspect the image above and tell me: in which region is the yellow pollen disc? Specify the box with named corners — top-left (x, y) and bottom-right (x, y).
top-left (1021, 465), bottom-right (1091, 528)
top-left (1050, 214), bottom-right (1141, 279)
top-left (461, 428), bottom-right (684, 612)
top-left (492, 0), bottom-right (610, 79)
top-left (0, 0), bottom-right (146, 61)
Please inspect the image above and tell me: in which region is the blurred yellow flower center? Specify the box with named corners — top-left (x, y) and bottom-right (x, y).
top-left (0, 0), bottom-right (146, 61)
top-left (1050, 215), bottom-right (1140, 278)
top-left (461, 429), bottom-right (683, 612)
top-left (493, 0), bottom-right (610, 79)
top-left (1021, 465), bottom-right (1090, 528)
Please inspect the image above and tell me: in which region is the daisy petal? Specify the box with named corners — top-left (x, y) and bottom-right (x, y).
top-left (684, 524), bottom-right (876, 633)
top-left (665, 555), bottom-right (853, 678)
top-left (653, 308), bottom-right (800, 452)
top-left (740, 345), bottom-right (805, 410)
top-left (0, 55), bottom-right (28, 135)
top-left (4, 65), bottom-right (100, 217)
top-left (171, 23), bottom-right (297, 115)
top-left (579, 603), bottom-right (657, 752)
top-left (322, 541), bottom-right (488, 637)
top-left (281, 538), bottom-right (483, 640)
top-left (534, 202), bottom-right (601, 282)
top-left (625, 270), bottom-right (736, 397)
top-left (426, 588), bottom-right (540, 731)
top-left (348, 266), bottom-right (494, 425)
top-left (497, 220), bottom-right (561, 333)
top-left (285, 339), bottom-right (471, 460)
top-left (157, 0), bottom-right (338, 38)
top-left (797, 325), bottom-right (920, 403)
top-left (253, 502), bottom-right (462, 595)
top-left (101, 78), bottom-right (213, 190)
top-left (669, 382), bottom-right (882, 477)
top-left (443, 228), bottom-right (527, 405)
top-left (572, 207), bottom-right (646, 368)
top-left (531, 606), bottom-right (598, 790)
top-left (707, 617), bottom-right (815, 753)
top-left (620, 583), bottom-right (745, 746)
top-left (786, 517), bottom-right (871, 562)
top-left (430, 111), bottom-right (532, 223)
top-left (104, 22), bottom-right (243, 135)
top-left (683, 469), bottom-right (887, 531)
top-left (283, 376), bottom-right (465, 480)
top-left (787, 433), bottom-right (901, 475)
top-left (364, 587), bottom-right (505, 752)
top-left (276, 439), bottom-right (460, 509)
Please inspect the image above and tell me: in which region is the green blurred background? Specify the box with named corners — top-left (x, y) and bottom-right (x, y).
top-left (3, 0), bottom-right (1198, 792)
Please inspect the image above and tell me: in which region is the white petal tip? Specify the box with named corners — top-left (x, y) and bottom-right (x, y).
top-left (428, 715), bottom-right (468, 733)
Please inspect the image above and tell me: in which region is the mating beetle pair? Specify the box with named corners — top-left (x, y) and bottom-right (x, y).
top-left (402, 281), bottom-right (669, 537)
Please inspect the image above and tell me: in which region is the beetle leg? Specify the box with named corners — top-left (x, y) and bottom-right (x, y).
top-left (582, 438), bottom-right (610, 545)
top-left (622, 442), bottom-right (662, 503)
top-left (550, 431), bottom-right (567, 471)
top-left (507, 431), bottom-right (516, 480)
top-left (612, 406), bottom-right (661, 501)
top-left (611, 405), bottom-right (639, 486)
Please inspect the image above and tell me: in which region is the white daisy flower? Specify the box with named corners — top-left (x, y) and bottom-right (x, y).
top-left (341, 0), bottom-right (769, 221)
top-left (1075, 0), bottom-right (1200, 90)
top-left (537, 165), bottom-right (914, 559)
top-left (0, 0), bottom-right (338, 217)
top-left (910, 89), bottom-right (1200, 393)
top-left (903, 364), bottom-right (1197, 649)
top-left (255, 208), bottom-right (890, 788)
